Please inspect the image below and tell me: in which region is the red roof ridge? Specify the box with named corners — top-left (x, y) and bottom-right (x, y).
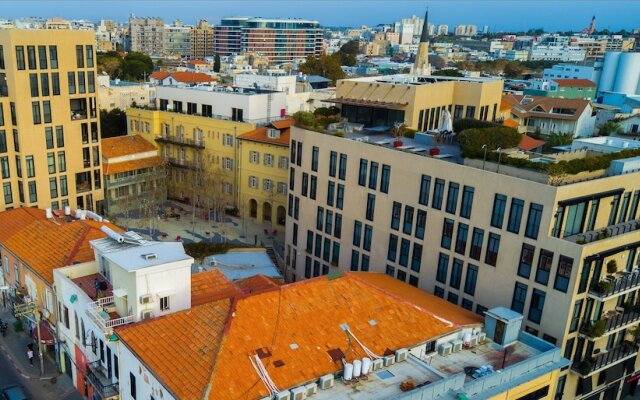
top-left (63, 224), bottom-right (91, 266)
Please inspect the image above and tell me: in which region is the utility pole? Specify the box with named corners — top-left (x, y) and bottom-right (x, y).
top-left (14, 302), bottom-right (44, 375)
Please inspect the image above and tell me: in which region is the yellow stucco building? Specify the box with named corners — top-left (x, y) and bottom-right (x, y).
top-left (0, 29), bottom-right (104, 211)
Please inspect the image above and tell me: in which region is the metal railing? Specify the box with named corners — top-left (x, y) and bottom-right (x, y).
top-left (572, 344), bottom-right (638, 376)
top-left (155, 135), bottom-right (205, 149)
top-left (86, 296), bottom-right (134, 330)
top-left (580, 310), bottom-right (640, 338)
top-left (132, 105), bottom-right (285, 127)
top-left (566, 219), bottom-right (640, 244)
top-left (589, 270), bottom-right (640, 298)
top-left (86, 361), bottom-right (119, 399)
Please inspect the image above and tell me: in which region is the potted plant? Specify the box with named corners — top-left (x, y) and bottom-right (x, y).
top-left (607, 260), bottom-right (618, 275)
top-left (577, 358), bottom-right (594, 375)
top-left (594, 280), bottom-right (613, 295)
top-left (392, 123), bottom-right (404, 147)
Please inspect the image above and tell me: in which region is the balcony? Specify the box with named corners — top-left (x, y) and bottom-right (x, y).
top-left (572, 343), bottom-right (638, 377)
top-left (75, 171), bottom-right (93, 193)
top-left (565, 219), bottom-right (640, 245)
top-left (164, 157), bottom-right (200, 170)
top-left (580, 309), bottom-right (640, 339)
top-left (86, 296), bottom-right (134, 331)
top-left (588, 270), bottom-right (640, 301)
top-left (86, 361), bottom-right (119, 400)
top-left (155, 135), bottom-right (205, 149)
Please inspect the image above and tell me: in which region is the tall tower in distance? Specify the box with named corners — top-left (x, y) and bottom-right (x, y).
top-left (412, 7), bottom-right (431, 76)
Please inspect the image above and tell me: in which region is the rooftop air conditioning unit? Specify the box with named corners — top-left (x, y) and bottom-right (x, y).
top-left (140, 310), bottom-right (153, 320)
top-left (275, 391), bottom-right (291, 400)
top-left (318, 374), bottom-right (334, 390)
top-left (438, 343), bottom-right (452, 357)
top-left (305, 383), bottom-right (317, 396)
top-left (451, 340), bottom-right (463, 353)
top-left (469, 335), bottom-right (479, 347)
top-left (478, 332), bottom-right (487, 344)
top-left (290, 387), bottom-right (306, 400)
top-left (371, 358), bottom-right (384, 371)
top-left (383, 354), bottom-right (395, 367)
top-left (139, 294), bottom-right (153, 304)
top-left (395, 348), bottom-right (408, 363)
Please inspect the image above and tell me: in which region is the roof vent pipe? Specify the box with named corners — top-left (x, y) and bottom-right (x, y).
top-left (101, 226), bottom-right (125, 243)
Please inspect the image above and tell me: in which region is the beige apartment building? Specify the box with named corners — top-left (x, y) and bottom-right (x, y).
top-left (285, 124), bottom-right (640, 399)
top-left (190, 19), bottom-right (215, 59)
top-left (0, 29), bottom-right (104, 211)
top-left (128, 17), bottom-right (164, 56)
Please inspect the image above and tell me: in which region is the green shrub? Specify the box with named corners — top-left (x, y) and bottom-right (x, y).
top-left (457, 127), bottom-right (522, 157)
top-left (292, 111), bottom-right (317, 128)
top-left (607, 260), bottom-right (618, 274)
top-left (594, 280), bottom-right (613, 294)
top-left (453, 118), bottom-right (502, 133)
top-left (584, 319), bottom-right (606, 337)
top-left (183, 242), bottom-right (245, 262)
top-left (401, 127), bottom-right (417, 138)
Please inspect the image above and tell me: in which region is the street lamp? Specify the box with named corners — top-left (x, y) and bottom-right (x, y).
top-left (496, 147), bottom-right (502, 174)
top-left (481, 144), bottom-right (488, 170)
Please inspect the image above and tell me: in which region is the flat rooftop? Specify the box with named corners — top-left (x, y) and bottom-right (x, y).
top-left (157, 84), bottom-right (279, 96)
top-left (203, 249), bottom-right (282, 280)
top-left (342, 73), bottom-right (502, 86)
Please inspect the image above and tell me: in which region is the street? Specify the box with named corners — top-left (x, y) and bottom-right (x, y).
top-left (0, 347), bottom-right (35, 398)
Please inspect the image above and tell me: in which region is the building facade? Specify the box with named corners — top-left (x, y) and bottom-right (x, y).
top-left (0, 29), bottom-right (104, 212)
top-left (163, 20), bottom-right (191, 57)
top-left (189, 19), bottom-right (215, 59)
top-left (128, 17), bottom-right (164, 56)
top-left (97, 73), bottom-right (156, 111)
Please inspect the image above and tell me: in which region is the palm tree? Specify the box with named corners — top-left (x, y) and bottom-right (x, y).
top-left (598, 121), bottom-right (623, 137)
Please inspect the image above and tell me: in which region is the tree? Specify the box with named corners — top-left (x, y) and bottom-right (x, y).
top-left (292, 111), bottom-right (317, 128)
top-left (213, 54), bottom-right (221, 73)
top-left (598, 121), bottom-right (623, 136)
top-left (432, 69), bottom-right (464, 77)
top-left (97, 51), bottom-right (123, 79)
top-left (121, 52), bottom-right (153, 81)
top-left (298, 54), bottom-right (345, 84)
top-left (335, 40), bottom-right (359, 67)
top-left (503, 61), bottom-right (525, 78)
top-left (100, 108), bottom-right (127, 138)
top-left (457, 127), bottom-right (522, 157)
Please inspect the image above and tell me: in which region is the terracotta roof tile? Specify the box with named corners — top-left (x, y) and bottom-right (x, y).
top-left (103, 156), bottom-right (164, 176)
top-left (502, 93), bottom-right (591, 122)
top-left (238, 119), bottom-right (292, 146)
top-left (551, 78), bottom-right (596, 88)
top-left (191, 270), bottom-right (240, 306)
top-left (234, 274), bottom-right (282, 294)
top-left (149, 71), bottom-right (170, 80)
top-left (0, 208), bottom-right (47, 242)
top-left (518, 134), bottom-right (546, 152)
top-left (101, 135), bottom-right (157, 159)
top-left (188, 60), bottom-right (208, 65)
top-left (502, 118), bottom-right (519, 128)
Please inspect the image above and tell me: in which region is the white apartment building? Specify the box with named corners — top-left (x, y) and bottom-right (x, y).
top-left (543, 63), bottom-right (602, 86)
top-left (530, 45), bottom-right (587, 62)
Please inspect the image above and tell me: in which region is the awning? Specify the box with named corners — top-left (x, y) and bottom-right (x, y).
top-left (112, 288), bottom-right (127, 297)
top-left (32, 321), bottom-right (55, 345)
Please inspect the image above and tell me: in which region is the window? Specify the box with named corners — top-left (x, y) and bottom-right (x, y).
top-left (316, 207), bottom-right (324, 230)
top-left (518, 244), bottom-right (535, 278)
top-left (249, 150), bottom-right (259, 164)
top-left (409, 275), bottom-right (419, 287)
top-left (43, 101), bottom-right (51, 123)
top-left (415, 210), bottom-right (426, 240)
top-left (511, 282), bottom-right (527, 313)
top-left (386, 265), bottom-right (395, 277)
top-left (365, 194), bottom-right (375, 221)
top-left (309, 176), bottom-right (317, 199)
top-left (446, 182), bottom-right (459, 214)
top-left (306, 231), bottom-right (313, 253)
top-left (363, 225), bottom-right (372, 251)
top-left (0, 45), bottom-right (4, 70)
top-left (338, 154), bottom-right (347, 180)
top-left (248, 176), bottom-right (259, 189)
top-left (368, 161), bottom-right (378, 190)
top-left (41, 73), bottom-right (50, 96)
top-left (332, 242), bottom-right (340, 264)
top-left (86, 45), bottom-right (94, 68)
top-left (436, 253), bottom-right (449, 283)
top-left (52, 73), bottom-right (60, 95)
top-left (315, 235), bottom-right (322, 258)
top-left (160, 296), bottom-right (170, 311)
top-left (48, 45), bottom-right (58, 69)
top-left (0, 131), bottom-right (6, 153)
top-left (460, 186), bottom-right (474, 218)
top-left (432, 178), bottom-right (444, 209)
top-left (380, 164), bottom-right (391, 193)
top-left (263, 178), bottom-right (273, 192)
top-left (353, 221), bottom-right (362, 247)
top-left (130, 372), bottom-right (137, 399)
top-left (528, 289), bottom-right (546, 324)
top-left (418, 175), bottom-right (430, 205)
top-left (56, 126), bottom-right (64, 147)
top-left (58, 151), bottom-right (66, 172)
top-left (485, 233), bottom-right (500, 266)
top-left (47, 153), bottom-right (55, 174)
top-left (329, 151), bottom-right (337, 177)
top-left (87, 71), bottom-right (95, 93)
top-left (301, 173), bottom-right (308, 196)
top-left (278, 156), bottom-right (288, 169)
top-left (450, 258), bottom-right (463, 289)
top-left (336, 184), bottom-right (344, 210)
top-left (26, 46), bottom-right (36, 69)
top-left (411, 244), bottom-right (422, 273)
top-left (32, 102), bottom-right (41, 124)
top-left (447, 292), bottom-right (459, 305)
top-left (535, 250), bottom-right (554, 285)
top-left (304, 256), bottom-right (311, 278)
top-left (397, 269), bottom-right (407, 282)
top-left (507, 198), bottom-right (524, 233)
top-left (75, 45), bottom-right (84, 68)
top-left (391, 202), bottom-right (401, 230)
top-left (569, 299), bottom-right (583, 333)
top-left (350, 250), bottom-right (359, 271)
top-left (289, 168), bottom-right (295, 191)
top-left (60, 176), bottom-right (68, 196)
top-left (403, 206), bottom-right (414, 235)
top-left (15, 46), bottom-right (25, 70)
top-left (455, 223), bottom-right (468, 255)
top-left (461, 299), bottom-right (473, 310)
top-left (464, 265), bottom-right (478, 296)
top-left (523, 203), bottom-right (544, 239)
top-left (470, 228), bottom-right (484, 260)
top-left (327, 181), bottom-right (335, 207)
top-left (30, 74), bottom-right (39, 97)
top-left (387, 234), bottom-right (398, 262)
top-left (323, 238), bottom-right (331, 262)
top-left (491, 194), bottom-right (507, 228)
top-left (441, 218), bottom-right (454, 249)
top-left (434, 286), bottom-right (445, 298)
top-left (26, 156), bottom-right (35, 178)
top-left (554, 256), bottom-right (573, 293)
top-left (358, 159), bottom-right (368, 186)
top-left (311, 146), bottom-right (319, 171)
top-left (28, 181), bottom-right (37, 203)
top-left (263, 153), bottom-right (274, 167)
top-left (0, 156), bottom-right (8, 179)
top-left (3, 182), bottom-right (12, 204)
top-left (68, 72), bottom-right (76, 94)
top-left (399, 239), bottom-right (410, 267)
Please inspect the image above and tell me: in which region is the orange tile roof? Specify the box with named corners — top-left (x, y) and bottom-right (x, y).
top-left (238, 119), bottom-right (292, 146)
top-left (0, 208), bottom-right (47, 242)
top-left (499, 100), bottom-right (512, 111)
top-left (2, 216), bottom-right (122, 284)
top-left (117, 299), bottom-right (232, 400)
top-left (502, 118), bottom-right (519, 128)
top-left (551, 78), bottom-right (596, 88)
top-left (103, 156), bottom-right (164, 176)
top-left (149, 71), bottom-right (170, 81)
top-left (188, 59), bottom-right (208, 65)
top-left (234, 274), bottom-right (282, 294)
top-left (518, 134), bottom-right (546, 152)
top-left (191, 269), bottom-right (240, 306)
top-left (502, 93), bottom-right (590, 122)
top-left (101, 135), bottom-right (157, 159)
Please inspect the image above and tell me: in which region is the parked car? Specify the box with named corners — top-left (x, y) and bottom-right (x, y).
top-left (0, 385), bottom-right (28, 400)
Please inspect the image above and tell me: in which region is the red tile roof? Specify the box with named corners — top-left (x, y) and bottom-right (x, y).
top-left (502, 118), bottom-right (519, 128)
top-left (238, 119), bottom-right (292, 146)
top-left (234, 274), bottom-right (282, 294)
top-left (518, 134), bottom-right (546, 152)
top-left (101, 135), bottom-right (157, 159)
top-left (502, 93), bottom-right (591, 122)
top-left (188, 60), bottom-right (208, 65)
top-left (103, 156), bottom-right (164, 176)
top-left (552, 78), bottom-right (596, 88)
top-left (191, 269), bottom-right (240, 306)
top-left (150, 71), bottom-right (216, 84)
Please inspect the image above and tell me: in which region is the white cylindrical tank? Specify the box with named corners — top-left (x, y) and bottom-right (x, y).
top-left (613, 53), bottom-right (640, 95)
top-left (353, 360), bottom-right (362, 378)
top-left (599, 52), bottom-right (621, 93)
top-left (361, 358), bottom-right (371, 375)
top-left (343, 363), bottom-right (354, 381)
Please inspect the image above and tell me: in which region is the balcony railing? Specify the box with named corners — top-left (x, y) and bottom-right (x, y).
top-left (86, 296), bottom-right (134, 331)
top-left (589, 270), bottom-right (640, 300)
top-left (155, 135), bottom-right (205, 149)
top-left (572, 343), bottom-right (638, 377)
top-left (580, 309), bottom-right (640, 338)
top-left (86, 361), bottom-right (119, 399)
top-left (565, 219), bottom-right (640, 244)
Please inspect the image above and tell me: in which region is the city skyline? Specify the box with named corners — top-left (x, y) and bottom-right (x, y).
top-left (5, 1), bottom-right (640, 32)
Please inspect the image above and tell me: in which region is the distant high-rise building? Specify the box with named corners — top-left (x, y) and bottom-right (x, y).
top-left (190, 20), bottom-right (215, 59)
top-left (128, 17), bottom-right (164, 56)
top-left (437, 24), bottom-right (448, 36)
top-left (455, 24), bottom-right (478, 37)
top-left (213, 17), bottom-right (323, 64)
top-left (164, 19), bottom-right (191, 57)
top-left (483, 25), bottom-right (489, 34)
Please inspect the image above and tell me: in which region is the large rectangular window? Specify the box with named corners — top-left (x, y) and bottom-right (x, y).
top-left (68, 72), bottom-right (76, 94)
top-left (511, 282), bottom-right (528, 314)
top-left (469, 228), bottom-right (484, 260)
top-left (27, 46), bottom-right (36, 69)
top-left (441, 218), bottom-right (454, 249)
top-left (15, 46), bottom-right (25, 70)
top-left (455, 223), bottom-right (468, 255)
top-left (28, 181), bottom-right (37, 203)
top-left (387, 234), bottom-right (398, 262)
top-left (569, 300), bottom-right (583, 333)
top-left (316, 207), bottom-right (324, 231)
top-left (78, 71), bottom-right (86, 93)
top-left (418, 175), bottom-right (430, 206)
top-left (464, 264), bottom-right (478, 296)
top-left (535, 250), bottom-right (554, 285)
top-left (363, 225), bottom-right (372, 251)
top-left (75, 45), bottom-right (84, 68)
top-left (32, 102), bottom-right (41, 124)
top-left (336, 184), bottom-right (344, 209)
top-left (553, 256), bottom-right (573, 293)
top-left (528, 289), bottom-right (546, 324)
top-left (329, 151), bottom-right (337, 177)
top-left (525, 203), bottom-right (543, 239)
top-left (43, 101), bottom-right (51, 123)
top-left (507, 198), bottom-right (524, 233)
top-left (338, 154), bottom-right (347, 180)
top-left (432, 178), bottom-right (444, 210)
top-left (368, 161), bottom-right (378, 190)
top-left (38, 45), bottom-right (47, 69)
top-left (518, 244), bottom-right (535, 278)
top-left (40, 73), bottom-right (50, 97)
top-left (358, 159), bottom-right (368, 186)
top-left (450, 258), bottom-right (463, 289)
top-left (403, 206), bottom-right (414, 235)
top-left (380, 164), bottom-right (391, 193)
top-left (326, 181), bottom-right (335, 207)
top-left (436, 253), bottom-right (449, 283)
top-left (311, 146), bottom-right (319, 172)
top-left (86, 45), bottom-right (94, 68)
top-left (3, 182), bottom-right (12, 204)
top-left (411, 244), bottom-right (422, 273)
top-left (365, 194), bottom-right (375, 221)
top-left (446, 182), bottom-right (459, 214)
top-left (460, 186), bottom-right (474, 219)
top-left (485, 233), bottom-right (500, 266)
top-left (491, 194), bottom-right (507, 228)
top-left (415, 210), bottom-right (426, 240)
top-left (30, 74), bottom-right (39, 97)
top-left (353, 221), bottom-right (362, 247)
top-left (391, 202), bottom-right (401, 230)
top-left (49, 46), bottom-right (58, 69)
top-left (399, 239), bottom-right (410, 267)
top-left (52, 73), bottom-right (60, 95)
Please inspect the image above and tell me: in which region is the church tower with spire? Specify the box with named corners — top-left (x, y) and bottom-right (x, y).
top-left (412, 8), bottom-right (431, 76)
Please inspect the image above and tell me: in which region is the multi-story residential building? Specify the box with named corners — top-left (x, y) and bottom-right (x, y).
top-left (0, 29), bottom-right (104, 212)
top-left (328, 74), bottom-right (503, 131)
top-left (237, 119), bottom-right (291, 227)
top-left (524, 79), bottom-right (597, 100)
top-left (189, 19), bottom-right (215, 59)
top-left (126, 86), bottom-right (286, 213)
top-left (286, 120), bottom-right (640, 399)
top-left (530, 45), bottom-right (587, 62)
top-left (437, 24), bottom-right (449, 36)
top-left (163, 19), bottom-right (191, 57)
top-left (543, 63), bottom-right (603, 88)
top-left (213, 17), bottom-right (323, 64)
top-left (97, 73), bottom-right (156, 111)
top-left (101, 135), bottom-right (165, 217)
top-left (128, 17), bottom-right (164, 56)
top-left (454, 24), bottom-right (478, 37)
top-left (572, 36), bottom-right (636, 60)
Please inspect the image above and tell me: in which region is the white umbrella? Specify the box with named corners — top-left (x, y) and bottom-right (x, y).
top-left (438, 109), bottom-right (453, 133)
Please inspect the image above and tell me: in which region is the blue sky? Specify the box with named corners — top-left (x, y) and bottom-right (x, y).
top-left (6, 1), bottom-right (640, 32)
